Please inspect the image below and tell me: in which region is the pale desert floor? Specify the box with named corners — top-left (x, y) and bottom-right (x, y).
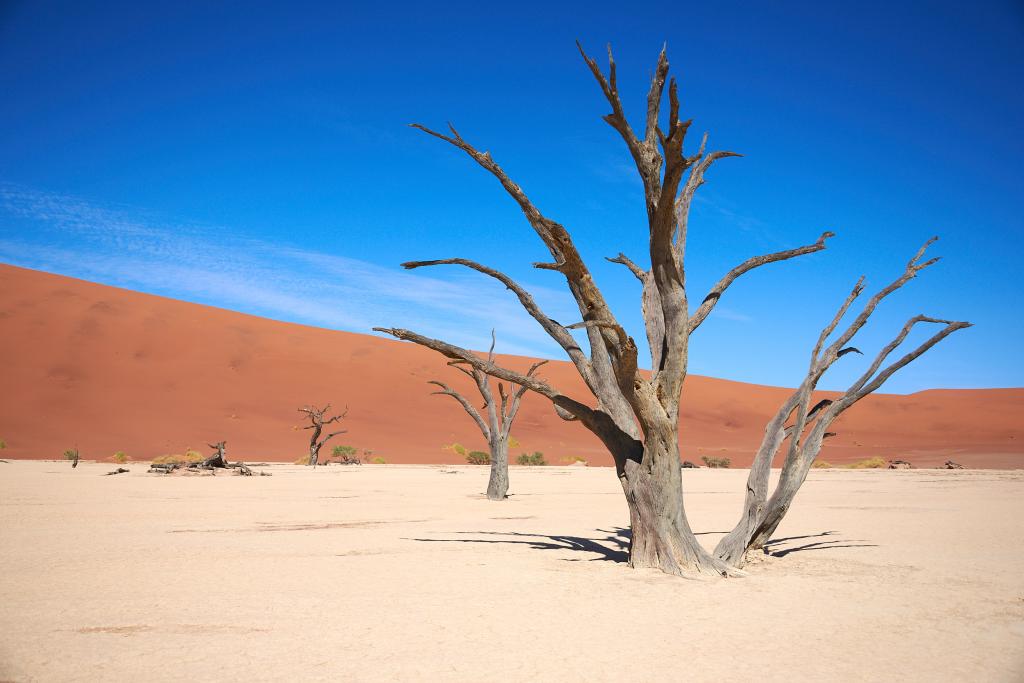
top-left (1, 462), bottom-right (1022, 682)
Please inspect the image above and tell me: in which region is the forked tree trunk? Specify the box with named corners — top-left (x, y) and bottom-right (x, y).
top-left (486, 436), bottom-right (509, 501)
top-left (617, 429), bottom-right (734, 577)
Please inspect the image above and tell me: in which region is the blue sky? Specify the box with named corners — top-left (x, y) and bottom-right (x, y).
top-left (1, 1), bottom-right (1021, 392)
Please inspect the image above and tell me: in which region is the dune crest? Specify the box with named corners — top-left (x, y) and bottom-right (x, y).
top-left (0, 263), bottom-right (1019, 467)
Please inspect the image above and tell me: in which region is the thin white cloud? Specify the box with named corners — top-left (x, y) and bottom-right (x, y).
top-left (0, 183), bottom-right (580, 358)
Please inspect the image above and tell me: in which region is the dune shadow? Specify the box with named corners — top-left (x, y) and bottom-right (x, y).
top-left (763, 530), bottom-right (877, 557)
top-left (409, 527), bottom-right (631, 563)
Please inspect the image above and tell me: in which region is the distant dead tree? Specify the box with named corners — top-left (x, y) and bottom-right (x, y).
top-left (299, 404), bottom-right (347, 467)
top-left (202, 441), bottom-right (228, 468)
top-left (375, 43), bottom-right (970, 577)
top-left (428, 331), bottom-right (545, 500)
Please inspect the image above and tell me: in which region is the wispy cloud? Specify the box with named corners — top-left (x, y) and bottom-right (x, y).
top-left (0, 183), bottom-right (580, 357)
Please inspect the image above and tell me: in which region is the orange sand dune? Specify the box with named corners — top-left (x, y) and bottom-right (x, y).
top-left (0, 264), bottom-right (1019, 468)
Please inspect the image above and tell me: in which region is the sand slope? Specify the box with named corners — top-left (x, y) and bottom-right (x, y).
top-left (0, 462), bottom-right (1022, 681)
top-left (0, 264), bottom-right (1020, 467)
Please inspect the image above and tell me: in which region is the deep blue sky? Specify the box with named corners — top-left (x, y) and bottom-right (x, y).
top-left (1, 1), bottom-right (1022, 392)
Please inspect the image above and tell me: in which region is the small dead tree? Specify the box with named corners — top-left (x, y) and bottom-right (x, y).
top-left (202, 441), bottom-right (228, 468)
top-left (429, 331), bottom-right (545, 500)
top-left (375, 44), bottom-right (970, 577)
top-left (299, 404), bottom-right (347, 467)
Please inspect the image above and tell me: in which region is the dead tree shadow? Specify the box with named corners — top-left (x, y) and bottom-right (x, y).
top-left (762, 530), bottom-right (877, 557)
top-left (409, 528), bottom-right (631, 563)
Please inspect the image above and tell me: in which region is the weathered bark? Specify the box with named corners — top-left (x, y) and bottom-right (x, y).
top-left (375, 44), bottom-right (969, 577)
top-left (486, 435), bottom-right (509, 500)
top-left (298, 405), bottom-right (347, 467)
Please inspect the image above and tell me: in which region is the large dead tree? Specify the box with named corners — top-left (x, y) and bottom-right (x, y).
top-left (299, 404), bottom-right (347, 467)
top-left (375, 43), bottom-right (970, 577)
top-left (429, 331), bottom-right (545, 500)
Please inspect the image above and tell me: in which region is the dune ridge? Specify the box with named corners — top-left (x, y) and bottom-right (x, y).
top-left (0, 263), bottom-right (1019, 468)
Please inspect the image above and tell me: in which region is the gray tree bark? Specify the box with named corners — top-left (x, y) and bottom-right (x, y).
top-left (374, 43), bottom-right (969, 577)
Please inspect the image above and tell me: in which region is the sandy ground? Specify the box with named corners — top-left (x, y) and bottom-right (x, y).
top-left (1, 462), bottom-right (1022, 682)
top-left (2, 263), bottom-right (1020, 468)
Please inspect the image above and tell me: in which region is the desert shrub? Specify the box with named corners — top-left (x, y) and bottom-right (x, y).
top-left (112, 451), bottom-right (128, 463)
top-left (701, 455), bottom-right (730, 468)
top-left (508, 436), bottom-right (521, 449)
top-left (293, 455), bottom-right (312, 465)
top-left (370, 456), bottom-right (386, 464)
top-left (332, 445), bottom-right (358, 458)
top-left (62, 449), bottom-right (79, 461)
top-left (466, 450), bottom-right (491, 465)
top-left (517, 452), bottom-right (546, 466)
top-left (812, 459), bottom-right (832, 469)
top-left (845, 457), bottom-right (887, 469)
top-left (154, 449), bottom-right (205, 466)
top-left (0, 439), bottom-right (6, 449)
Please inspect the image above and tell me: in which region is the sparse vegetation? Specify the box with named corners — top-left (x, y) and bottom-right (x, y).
top-left (369, 456), bottom-right (386, 464)
top-left (332, 445), bottom-right (358, 459)
top-left (0, 439), bottom-right (6, 449)
top-left (153, 449), bottom-right (204, 466)
top-left (466, 450), bottom-right (490, 465)
top-left (516, 452), bottom-right (546, 466)
top-left (701, 456), bottom-right (731, 469)
top-left (812, 460), bottom-right (833, 469)
top-left (845, 457), bottom-right (888, 469)
top-left (112, 451), bottom-right (128, 463)
top-left (444, 442), bottom-right (468, 457)
top-left (63, 449), bottom-right (78, 461)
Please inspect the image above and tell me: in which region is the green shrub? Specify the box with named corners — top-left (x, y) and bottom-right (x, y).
top-left (62, 449), bottom-right (79, 461)
top-left (701, 455), bottom-right (730, 468)
top-left (370, 456), bottom-right (386, 464)
top-left (112, 451), bottom-right (128, 464)
top-left (516, 452), bottom-right (546, 466)
top-left (332, 445), bottom-right (357, 458)
top-left (0, 439), bottom-right (6, 449)
top-left (466, 451), bottom-right (490, 465)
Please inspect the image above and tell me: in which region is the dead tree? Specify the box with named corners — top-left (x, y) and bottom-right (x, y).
top-left (298, 404), bottom-right (347, 467)
top-left (429, 331), bottom-right (545, 500)
top-left (201, 441), bottom-right (229, 468)
top-left (375, 43), bottom-right (970, 577)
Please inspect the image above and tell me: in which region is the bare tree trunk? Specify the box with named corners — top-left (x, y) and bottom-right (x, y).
top-left (618, 428), bottom-right (734, 577)
top-left (486, 436), bottom-right (509, 500)
top-left (309, 443), bottom-right (321, 468)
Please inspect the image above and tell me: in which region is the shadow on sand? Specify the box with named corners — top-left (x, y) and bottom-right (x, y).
top-left (410, 528), bottom-right (632, 563)
top-left (409, 528), bottom-right (877, 563)
top-left (763, 530), bottom-right (878, 557)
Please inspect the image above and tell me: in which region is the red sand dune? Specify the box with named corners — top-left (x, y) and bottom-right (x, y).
top-left (0, 264), bottom-right (1020, 468)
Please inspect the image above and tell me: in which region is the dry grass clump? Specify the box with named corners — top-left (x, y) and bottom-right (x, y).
top-left (812, 459), bottom-right (833, 469)
top-left (293, 455), bottom-right (311, 465)
top-left (844, 456), bottom-right (888, 469)
top-left (153, 449), bottom-right (204, 466)
top-left (701, 455), bottom-right (731, 468)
